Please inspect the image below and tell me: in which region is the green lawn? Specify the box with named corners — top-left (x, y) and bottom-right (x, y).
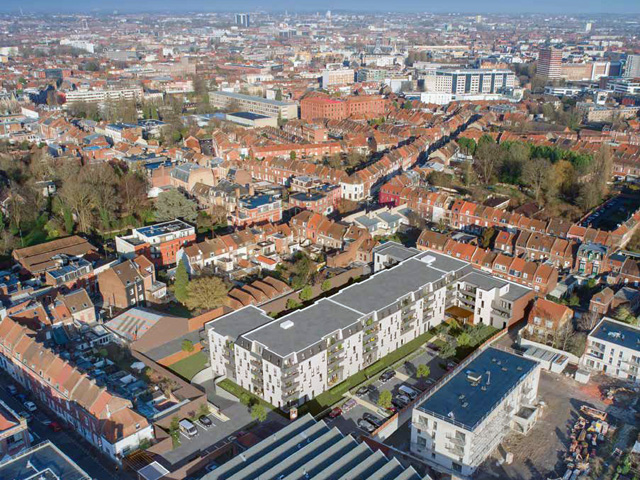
top-left (166, 352), bottom-right (208, 380)
top-left (217, 379), bottom-right (282, 414)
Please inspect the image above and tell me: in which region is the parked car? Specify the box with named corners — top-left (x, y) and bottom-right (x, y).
top-left (356, 385), bottom-right (370, 396)
top-left (178, 419), bottom-right (198, 438)
top-left (7, 384), bottom-right (17, 395)
top-left (377, 407), bottom-right (394, 418)
top-left (24, 401), bottom-right (37, 412)
top-left (199, 415), bottom-right (213, 427)
top-left (18, 411), bottom-right (32, 422)
top-left (379, 370), bottom-right (396, 383)
top-left (363, 412), bottom-right (383, 427)
top-left (396, 393), bottom-right (411, 405)
top-left (342, 399), bottom-right (357, 412)
top-left (391, 398), bottom-right (405, 410)
top-left (399, 384), bottom-right (419, 400)
top-left (357, 418), bottom-right (376, 434)
top-left (328, 407), bottom-right (342, 418)
top-left (48, 421), bottom-right (62, 432)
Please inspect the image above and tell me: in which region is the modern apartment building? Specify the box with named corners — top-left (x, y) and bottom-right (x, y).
top-left (424, 68), bottom-right (516, 95)
top-left (581, 318), bottom-right (640, 382)
top-left (410, 347), bottom-right (541, 477)
top-left (64, 87), bottom-right (143, 104)
top-left (235, 13), bottom-right (251, 27)
top-left (321, 68), bottom-right (355, 88)
top-left (209, 91), bottom-right (298, 120)
top-left (206, 243), bottom-right (532, 409)
top-left (624, 54), bottom-right (640, 78)
top-left (115, 219), bottom-right (196, 267)
top-left (538, 48), bottom-right (563, 79)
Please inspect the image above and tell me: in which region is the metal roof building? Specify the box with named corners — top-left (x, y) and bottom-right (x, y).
top-left (204, 414), bottom-right (424, 480)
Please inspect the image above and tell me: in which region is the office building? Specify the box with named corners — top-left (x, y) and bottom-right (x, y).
top-left (581, 318), bottom-right (640, 382)
top-left (204, 414), bottom-right (423, 480)
top-left (235, 13), bottom-right (251, 27)
top-left (209, 91), bottom-right (298, 120)
top-left (206, 243), bottom-right (532, 409)
top-left (538, 47), bottom-right (562, 79)
top-left (410, 347), bottom-right (541, 477)
top-left (321, 68), bottom-right (355, 88)
top-left (625, 54), bottom-right (640, 78)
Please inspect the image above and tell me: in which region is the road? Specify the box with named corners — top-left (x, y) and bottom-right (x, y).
top-left (0, 372), bottom-right (133, 480)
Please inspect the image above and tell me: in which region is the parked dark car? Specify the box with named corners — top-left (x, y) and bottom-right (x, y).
top-left (363, 412), bottom-right (383, 427)
top-left (379, 370), bottom-right (396, 382)
top-left (357, 418), bottom-right (376, 433)
top-left (356, 385), bottom-right (370, 396)
top-left (199, 416), bottom-right (213, 427)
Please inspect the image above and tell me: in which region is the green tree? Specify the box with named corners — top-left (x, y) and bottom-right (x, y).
top-left (290, 150), bottom-right (296, 161)
top-left (251, 404), bottom-right (267, 422)
top-left (457, 332), bottom-right (471, 347)
top-left (321, 279), bottom-right (332, 292)
top-left (275, 89), bottom-right (283, 101)
top-left (185, 276), bottom-right (229, 312)
top-left (286, 298), bottom-right (302, 310)
top-left (416, 364), bottom-right (431, 379)
top-left (197, 403), bottom-right (211, 418)
top-left (181, 340), bottom-right (194, 352)
top-left (240, 393), bottom-right (253, 407)
top-left (169, 416), bottom-right (181, 448)
top-left (174, 260), bottom-right (190, 304)
top-left (299, 285), bottom-right (313, 302)
top-left (378, 390), bottom-right (392, 409)
top-left (439, 341), bottom-right (457, 359)
top-left (154, 189), bottom-right (198, 222)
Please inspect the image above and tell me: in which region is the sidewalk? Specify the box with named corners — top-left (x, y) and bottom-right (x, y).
top-left (345, 392), bottom-right (379, 413)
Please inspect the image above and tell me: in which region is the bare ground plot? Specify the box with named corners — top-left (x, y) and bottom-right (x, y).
top-left (476, 371), bottom-right (639, 480)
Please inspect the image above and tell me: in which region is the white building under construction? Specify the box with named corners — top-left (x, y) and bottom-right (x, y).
top-left (410, 347), bottom-right (541, 477)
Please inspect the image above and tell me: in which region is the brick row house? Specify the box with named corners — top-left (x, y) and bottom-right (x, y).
top-left (0, 317), bottom-right (153, 462)
top-left (417, 230), bottom-right (558, 294)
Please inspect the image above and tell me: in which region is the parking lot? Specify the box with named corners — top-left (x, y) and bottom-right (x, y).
top-left (328, 345), bottom-right (448, 438)
top-left (581, 194), bottom-right (640, 231)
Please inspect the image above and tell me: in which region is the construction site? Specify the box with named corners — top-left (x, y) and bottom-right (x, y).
top-left (476, 371), bottom-right (640, 480)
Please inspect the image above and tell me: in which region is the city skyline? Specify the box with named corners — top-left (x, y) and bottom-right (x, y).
top-left (1, 0), bottom-right (639, 14)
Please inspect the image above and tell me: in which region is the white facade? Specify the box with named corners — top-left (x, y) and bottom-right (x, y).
top-left (410, 348), bottom-right (541, 477)
top-left (581, 317), bottom-right (640, 383)
top-left (65, 87), bottom-right (143, 104)
top-left (206, 244), bottom-right (531, 409)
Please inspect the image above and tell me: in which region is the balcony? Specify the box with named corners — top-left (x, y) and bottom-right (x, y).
top-left (446, 434), bottom-right (466, 447)
top-left (445, 442), bottom-right (465, 457)
top-left (491, 302), bottom-right (511, 316)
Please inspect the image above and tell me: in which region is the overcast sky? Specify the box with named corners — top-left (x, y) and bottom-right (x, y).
top-left (1, 0), bottom-right (639, 14)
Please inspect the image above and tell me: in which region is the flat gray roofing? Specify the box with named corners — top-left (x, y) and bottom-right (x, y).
top-left (373, 241), bottom-right (420, 261)
top-left (244, 298), bottom-right (363, 356)
top-left (591, 318), bottom-right (640, 351)
top-left (459, 271), bottom-right (530, 301)
top-left (206, 305), bottom-right (272, 339)
top-left (212, 90), bottom-right (295, 107)
top-left (332, 252), bottom-right (467, 314)
top-left (418, 347), bottom-right (538, 431)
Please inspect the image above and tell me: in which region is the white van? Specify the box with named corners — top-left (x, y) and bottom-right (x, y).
top-left (399, 385), bottom-right (419, 400)
top-left (179, 419), bottom-right (198, 438)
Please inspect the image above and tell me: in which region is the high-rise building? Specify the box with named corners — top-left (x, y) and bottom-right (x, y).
top-left (235, 13), bottom-right (251, 27)
top-left (624, 54), bottom-right (640, 78)
top-left (585, 22), bottom-right (593, 33)
top-left (538, 47), bottom-right (562, 79)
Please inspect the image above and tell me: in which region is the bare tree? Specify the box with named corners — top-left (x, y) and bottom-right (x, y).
top-left (523, 157), bottom-right (552, 205)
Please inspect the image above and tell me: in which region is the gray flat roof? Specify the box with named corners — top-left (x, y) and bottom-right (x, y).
top-left (212, 90), bottom-right (295, 107)
top-left (0, 441), bottom-right (91, 480)
top-left (206, 305), bottom-right (272, 339)
top-left (417, 347), bottom-right (538, 431)
top-left (373, 242), bottom-right (420, 261)
top-left (332, 252), bottom-right (467, 314)
top-left (591, 318), bottom-right (640, 352)
top-left (459, 271), bottom-right (530, 302)
top-left (244, 299), bottom-right (363, 356)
